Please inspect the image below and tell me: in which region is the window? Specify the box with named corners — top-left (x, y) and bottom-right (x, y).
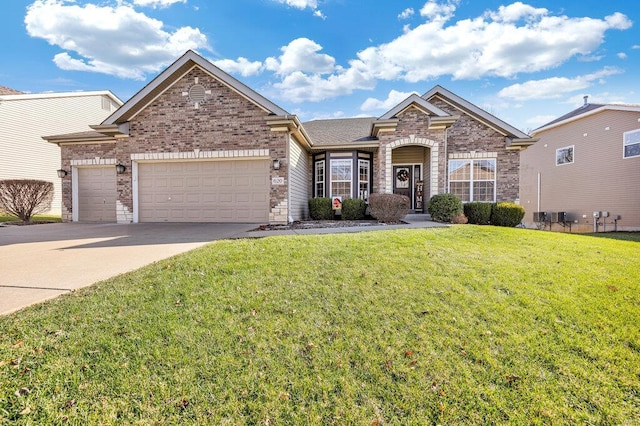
top-left (330, 159), bottom-right (352, 199)
top-left (358, 160), bottom-right (370, 201)
top-left (314, 160), bottom-right (325, 197)
top-left (623, 129), bottom-right (640, 159)
top-left (556, 145), bottom-right (574, 165)
top-left (449, 159), bottom-right (496, 202)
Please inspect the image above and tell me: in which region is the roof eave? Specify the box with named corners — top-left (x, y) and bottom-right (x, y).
top-left (309, 141), bottom-right (380, 152)
top-left (506, 137), bottom-right (539, 151)
top-left (266, 115), bottom-right (313, 149)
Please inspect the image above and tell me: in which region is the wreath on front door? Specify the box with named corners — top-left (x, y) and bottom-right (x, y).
top-left (396, 169), bottom-right (409, 182)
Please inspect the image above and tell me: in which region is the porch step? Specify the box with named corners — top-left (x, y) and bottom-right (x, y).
top-left (403, 213), bottom-right (432, 223)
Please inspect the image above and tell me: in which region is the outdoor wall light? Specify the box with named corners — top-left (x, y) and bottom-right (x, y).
top-left (116, 163), bottom-right (126, 174)
top-left (56, 169), bottom-right (68, 178)
top-left (272, 159), bottom-right (281, 170)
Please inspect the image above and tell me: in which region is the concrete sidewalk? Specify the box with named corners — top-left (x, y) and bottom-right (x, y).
top-left (0, 218), bottom-right (445, 316)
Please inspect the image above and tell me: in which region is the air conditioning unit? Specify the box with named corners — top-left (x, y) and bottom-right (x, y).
top-left (550, 212), bottom-right (567, 223)
top-left (533, 212), bottom-right (546, 222)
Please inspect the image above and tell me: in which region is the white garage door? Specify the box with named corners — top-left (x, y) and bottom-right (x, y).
top-left (138, 160), bottom-right (270, 223)
top-left (77, 167), bottom-right (117, 222)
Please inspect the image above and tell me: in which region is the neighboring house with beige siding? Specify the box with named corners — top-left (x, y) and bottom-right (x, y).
top-left (44, 50), bottom-right (534, 225)
top-left (0, 89), bottom-right (122, 214)
top-left (520, 98), bottom-right (640, 232)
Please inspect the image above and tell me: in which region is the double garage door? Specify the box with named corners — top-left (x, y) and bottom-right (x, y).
top-left (138, 160), bottom-right (270, 223)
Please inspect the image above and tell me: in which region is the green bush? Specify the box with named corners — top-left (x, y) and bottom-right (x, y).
top-left (464, 202), bottom-right (493, 225)
top-left (308, 197), bottom-right (333, 220)
top-left (342, 198), bottom-right (366, 220)
top-left (368, 193), bottom-right (410, 223)
top-left (428, 193), bottom-right (462, 222)
top-left (491, 202), bottom-right (525, 227)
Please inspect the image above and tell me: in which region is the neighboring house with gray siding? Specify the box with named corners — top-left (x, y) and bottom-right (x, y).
top-left (520, 98), bottom-right (640, 232)
top-left (0, 89), bottom-right (122, 214)
top-left (44, 50), bottom-right (534, 224)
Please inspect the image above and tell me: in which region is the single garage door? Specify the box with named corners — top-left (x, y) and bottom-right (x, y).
top-left (138, 160), bottom-right (270, 222)
top-left (77, 167), bottom-right (117, 222)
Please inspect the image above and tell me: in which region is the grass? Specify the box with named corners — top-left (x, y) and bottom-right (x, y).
top-left (0, 213), bottom-right (62, 223)
top-left (0, 226), bottom-right (638, 424)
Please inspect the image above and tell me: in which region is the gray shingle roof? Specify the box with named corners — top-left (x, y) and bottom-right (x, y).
top-left (302, 117), bottom-right (376, 145)
top-left (535, 103), bottom-right (605, 130)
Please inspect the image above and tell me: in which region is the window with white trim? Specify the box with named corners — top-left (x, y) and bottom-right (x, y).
top-left (314, 160), bottom-right (325, 197)
top-left (358, 159), bottom-right (370, 201)
top-left (448, 159), bottom-right (496, 202)
top-left (330, 159), bottom-right (352, 199)
top-left (623, 129), bottom-right (640, 158)
top-left (556, 145), bottom-right (574, 166)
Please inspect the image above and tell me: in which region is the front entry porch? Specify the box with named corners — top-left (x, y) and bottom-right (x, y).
top-left (391, 145), bottom-right (432, 213)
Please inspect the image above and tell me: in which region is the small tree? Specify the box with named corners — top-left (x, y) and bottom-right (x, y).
top-left (0, 179), bottom-right (54, 223)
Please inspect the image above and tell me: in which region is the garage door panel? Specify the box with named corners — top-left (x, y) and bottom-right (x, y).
top-left (138, 160), bottom-right (269, 222)
top-left (78, 167), bottom-right (116, 222)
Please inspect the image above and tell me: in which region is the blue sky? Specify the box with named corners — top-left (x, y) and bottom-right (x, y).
top-left (1, 0), bottom-right (638, 132)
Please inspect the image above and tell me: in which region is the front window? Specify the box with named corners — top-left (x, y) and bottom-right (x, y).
top-left (358, 160), bottom-right (370, 201)
top-left (314, 160), bottom-right (325, 197)
top-left (623, 129), bottom-right (640, 158)
top-left (449, 159), bottom-right (496, 202)
top-left (330, 159), bottom-right (352, 199)
top-left (556, 145), bottom-right (574, 166)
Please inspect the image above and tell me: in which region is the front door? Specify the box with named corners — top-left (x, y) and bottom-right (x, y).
top-left (393, 165), bottom-right (422, 211)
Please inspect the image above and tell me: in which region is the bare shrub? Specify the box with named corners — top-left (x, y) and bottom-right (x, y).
top-left (368, 193), bottom-right (410, 223)
top-left (0, 179), bottom-right (54, 223)
top-left (451, 213), bottom-right (469, 224)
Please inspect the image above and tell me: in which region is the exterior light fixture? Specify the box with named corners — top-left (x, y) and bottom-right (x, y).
top-left (56, 169), bottom-right (68, 178)
top-left (273, 159), bottom-right (281, 170)
top-left (116, 163), bottom-right (126, 174)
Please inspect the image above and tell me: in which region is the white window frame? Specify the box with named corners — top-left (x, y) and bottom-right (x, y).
top-left (556, 145), bottom-right (574, 166)
top-left (448, 158), bottom-right (496, 203)
top-left (623, 129), bottom-right (640, 159)
top-left (314, 160), bottom-right (325, 197)
top-left (358, 159), bottom-right (370, 201)
top-left (330, 158), bottom-right (353, 199)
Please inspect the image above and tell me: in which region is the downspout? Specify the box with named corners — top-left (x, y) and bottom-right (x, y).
top-left (536, 172), bottom-right (541, 213)
top-left (287, 130), bottom-right (293, 224)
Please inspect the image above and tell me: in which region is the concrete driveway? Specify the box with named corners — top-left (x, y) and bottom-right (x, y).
top-left (0, 222), bottom-right (256, 315)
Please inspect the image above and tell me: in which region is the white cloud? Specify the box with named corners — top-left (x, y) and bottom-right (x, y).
top-left (526, 114), bottom-right (557, 126)
top-left (25, 0), bottom-right (209, 80)
top-left (497, 67), bottom-right (623, 100)
top-left (398, 8), bottom-right (414, 20)
top-left (349, 2), bottom-right (631, 82)
top-left (360, 90), bottom-right (418, 111)
top-left (273, 0), bottom-right (324, 18)
top-left (133, 0), bottom-right (186, 8)
top-left (213, 57), bottom-right (263, 77)
top-left (633, 45), bottom-right (640, 49)
top-left (265, 38), bottom-right (336, 76)
top-left (617, 52), bottom-right (628, 59)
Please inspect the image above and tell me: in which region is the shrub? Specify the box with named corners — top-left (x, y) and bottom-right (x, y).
top-left (368, 193), bottom-right (410, 223)
top-left (428, 193), bottom-right (462, 222)
top-left (342, 198), bottom-right (366, 220)
top-left (308, 197), bottom-right (333, 220)
top-left (491, 202), bottom-right (525, 227)
top-left (0, 179), bottom-right (53, 223)
top-left (464, 202), bottom-right (493, 225)
top-left (451, 213), bottom-right (469, 224)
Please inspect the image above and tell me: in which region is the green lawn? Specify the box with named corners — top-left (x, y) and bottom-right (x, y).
top-left (1, 226), bottom-right (638, 424)
top-left (0, 213), bottom-right (62, 223)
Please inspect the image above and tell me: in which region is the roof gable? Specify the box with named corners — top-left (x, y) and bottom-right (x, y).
top-left (422, 85), bottom-right (530, 139)
top-left (103, 50), bottom-right (288, 125)
top-left (379, 94), bottom-right (450, 119)
top-left (532, 103), bottom-right (640, 135)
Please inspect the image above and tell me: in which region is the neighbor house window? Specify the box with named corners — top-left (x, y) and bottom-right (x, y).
top-left (358, 159), bottom-right (370, 201)
top-left (448, 159), bottom-right (496, 202)
top-left (623, 129), bottom-right (640, 158)
top-left (314, 160), bottom-right (325, 197)
top-left (330, 159), bottom-right (352, 199)
top-left (556, 145), bottom-right (574, 165)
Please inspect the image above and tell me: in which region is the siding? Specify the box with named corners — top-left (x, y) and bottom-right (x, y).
top-left (289, 137), bottom-right (309, 221)
top-left (520, 109), bottom-right (640, 231)
top-left (0, 94), bottom-right (119, 214)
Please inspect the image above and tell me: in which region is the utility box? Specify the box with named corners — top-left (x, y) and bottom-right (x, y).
top-left (533, 212), bottom-right (546, 222)
top-left (551, 212), bottom-right (567, 223)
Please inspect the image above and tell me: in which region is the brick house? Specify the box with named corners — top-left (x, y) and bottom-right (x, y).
top-left (45, 50), bottom-right (535, 224)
